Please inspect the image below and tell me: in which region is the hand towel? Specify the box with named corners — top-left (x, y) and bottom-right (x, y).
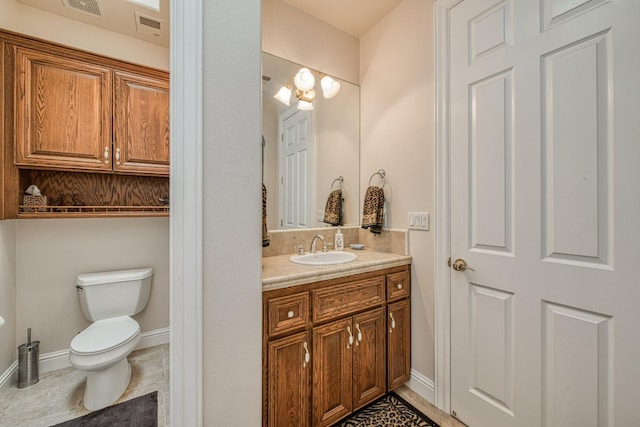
top-left (262, 184), bottom-right (270, 247)
top-left (361, 186), bottom-right (384, 234)
top-left (323, 189), bottom-right (343, 226)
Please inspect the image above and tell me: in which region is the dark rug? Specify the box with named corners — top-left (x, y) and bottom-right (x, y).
top-left (335, 392), bottom-right (439, 427)
top-left (51, 391), bottom-right (157, 427)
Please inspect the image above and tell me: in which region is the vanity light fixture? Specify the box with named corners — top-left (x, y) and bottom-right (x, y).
top-left (273, 67), bottom-right (341, 110)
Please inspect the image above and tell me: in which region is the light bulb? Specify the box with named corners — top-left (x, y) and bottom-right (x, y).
top-left (294, 68), bottom-right (315, 91)
top-left (321, 75), bottom-right (341, 99)
top-left (297, 100), bottom-right (314, 110)
top-left (273, 86), bottom-right (291, 106)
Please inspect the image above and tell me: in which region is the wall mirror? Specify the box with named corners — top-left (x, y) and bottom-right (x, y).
top-left (262, 52), bottom-right (360, 230)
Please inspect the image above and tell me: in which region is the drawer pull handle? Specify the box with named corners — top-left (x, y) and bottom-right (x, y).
top-left (396, 283), bottom-right (403, 290)
top-left (347, 326), bottom-right (354, 349)
top-left (303, 341), bottom-right (310, 368)
top-left (115, 148), bottom-right (121, 165)
top-left (389, 313), bottom-right (396, 333)
top-left (287, 310), bottom-right (294, 319)
top-left (355, 323), bottom-right (363, 345)
top-left (104, 146), bottom-right (109, 164)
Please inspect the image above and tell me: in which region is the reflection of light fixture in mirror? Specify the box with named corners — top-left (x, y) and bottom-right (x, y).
top-left (273, 84), bottom-right (292, 106)
top-left (294, 67), bottom-right (315, 91)
top-left (320, 75), bottom-right (341, 99)
top-left (295, 88), bottom-right (316, 103)
top-left (297, 100), bottom-right (314, 110)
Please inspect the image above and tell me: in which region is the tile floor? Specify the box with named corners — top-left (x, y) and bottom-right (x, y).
top-left (0, 344), bottom-right (462, 427)
top-left (0, 344), bottom-right (169, 427)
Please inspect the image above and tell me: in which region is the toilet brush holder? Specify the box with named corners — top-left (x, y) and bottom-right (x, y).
top-left (17, 328), bottom-right (39, 388)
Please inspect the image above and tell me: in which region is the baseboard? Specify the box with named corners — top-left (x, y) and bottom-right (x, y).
top-left (0, 360), bottom-right (18, 392)
top-left (9, 328), bottom-right (169, 378)
top-left (406, 369), bottom-right (436, 405)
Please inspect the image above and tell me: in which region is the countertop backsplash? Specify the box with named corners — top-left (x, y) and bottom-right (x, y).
top-left (262, 226), bottom-right (408, 257)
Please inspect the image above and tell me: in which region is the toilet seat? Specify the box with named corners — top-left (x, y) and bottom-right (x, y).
top-left (70, 316), bottom-right (140, 355)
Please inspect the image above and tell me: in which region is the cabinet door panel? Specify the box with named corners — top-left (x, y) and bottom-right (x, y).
top-left (313, 318), bottom-right (352, 427)
top-left (114, 71), bottom-right (169, 175)
top-left (352, 307), bottom-right (386, 410)
top-left (387, 299), bottom-right (411, 390)
top-left (15, 47), bottom-right (112, 170)
top-left (268, 331), bottom-right (310, 427)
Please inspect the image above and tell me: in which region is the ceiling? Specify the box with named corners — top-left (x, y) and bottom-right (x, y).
top-left (281, 0), bottom-right (402, 37)
top-left (17, 0), bottom-right (169, 47)
top-left (18, 0), bottom-right (401, 48)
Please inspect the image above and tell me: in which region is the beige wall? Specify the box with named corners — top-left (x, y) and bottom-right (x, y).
top-left (262, 0), bottom-right (359, 84)
top-left (360, 0), bottom-right (436, 381)
top-left (1, 1), bottom-right (168, 70)
top-left (15, 218), bottom-right (169, 354)
top-left (203, 0), bottom-right (262, 423)
top-left (0, 221), bottom-right (17, 375)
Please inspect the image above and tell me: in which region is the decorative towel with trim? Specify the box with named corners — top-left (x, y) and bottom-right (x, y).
top-left (362, 186), bottom-right (384, 234)
top-left (323, 189), bottom-right (343, 226)
top-left (262, 184), bottom-right (270, 247)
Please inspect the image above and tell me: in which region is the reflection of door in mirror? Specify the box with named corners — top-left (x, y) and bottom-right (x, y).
top-left (279, 108), bottom-right (314, 229)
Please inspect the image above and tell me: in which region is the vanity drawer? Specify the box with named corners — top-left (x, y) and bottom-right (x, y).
top-left (387, 271), bottom-right (410, 301)
top-left (268, 292), bottom-right (309, 336)
top-left (312, 276), bottom-right (385, 323)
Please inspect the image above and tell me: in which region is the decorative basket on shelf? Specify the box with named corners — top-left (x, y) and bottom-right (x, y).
top-left (22, 195), bottom-right (48, 213)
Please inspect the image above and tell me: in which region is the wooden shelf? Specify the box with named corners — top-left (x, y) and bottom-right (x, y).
top-left (18, 205), bottom-right (169, 218)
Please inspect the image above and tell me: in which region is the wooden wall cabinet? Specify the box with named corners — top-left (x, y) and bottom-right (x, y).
top-left (263, 265), bottom-right (411, 427)
top-left (0, 30), bottom-right (170, 218)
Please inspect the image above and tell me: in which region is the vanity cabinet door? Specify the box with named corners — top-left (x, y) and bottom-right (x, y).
top-left (387, 299), bottom-right (411, 390)
top-left (113, 71), bottom-right (170, 176)
top-left (352, 307), bottom-right (386, 410)
top-left (268, 331), bottom-right (311, 427)
top-left (312, 318), bottom-right (353, 427)
top-left (14, 46), bottom-right (113, 171)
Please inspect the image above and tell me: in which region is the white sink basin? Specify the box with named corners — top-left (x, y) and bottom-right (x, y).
top-left (290, 251), bottom-right (357, 266)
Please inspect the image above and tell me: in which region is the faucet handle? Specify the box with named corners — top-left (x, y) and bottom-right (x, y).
top-left (322, 242), bottom-right (333, 252)
top-left (294, 245), bottom-right (305, 255)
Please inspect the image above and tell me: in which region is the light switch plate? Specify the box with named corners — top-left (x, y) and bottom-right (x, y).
top-left (408, 212), bottom-right (429, 231)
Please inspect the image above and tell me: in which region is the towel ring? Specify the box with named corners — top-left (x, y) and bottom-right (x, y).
top-left (331, 176), bottom-right (344, 191)
top-left (368, 169), bottom-right (386, 188)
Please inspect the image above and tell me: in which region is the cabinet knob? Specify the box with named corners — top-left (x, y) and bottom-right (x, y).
top-left (396, 283), bottom-right (403, 290)
top-left (287, 310), bottom-right (294, 319)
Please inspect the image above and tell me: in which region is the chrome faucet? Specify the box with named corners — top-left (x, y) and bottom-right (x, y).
top-left (309, 235), bottom-right (324, 253)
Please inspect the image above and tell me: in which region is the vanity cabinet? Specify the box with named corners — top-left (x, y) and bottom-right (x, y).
top-left (263, 265), bottom-right (411, 427)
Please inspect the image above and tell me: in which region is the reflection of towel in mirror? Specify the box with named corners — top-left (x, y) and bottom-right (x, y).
top-left (362, 186), bottom-right (384, 234)
top-left (262, 184), bottom-right (270, 247)
top-left (323, 189), bottom-right (343, 226)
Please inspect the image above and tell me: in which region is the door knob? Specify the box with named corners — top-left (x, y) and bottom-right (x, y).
top-left (452, 258), bottom-right (475, 272)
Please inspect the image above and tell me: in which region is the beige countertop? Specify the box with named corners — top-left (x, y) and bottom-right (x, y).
top-left (262, 249), bottom-right (412, 292)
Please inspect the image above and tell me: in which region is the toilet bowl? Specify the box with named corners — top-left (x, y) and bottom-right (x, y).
top-left (69, 268), bottom-right (152, 410)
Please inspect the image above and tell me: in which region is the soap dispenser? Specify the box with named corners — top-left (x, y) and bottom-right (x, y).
top-left (334, 226), bottom-right (344, 251)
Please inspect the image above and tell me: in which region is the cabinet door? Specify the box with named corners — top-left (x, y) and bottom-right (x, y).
top-left (268, 331), bottom-right (310, 427)
top-left (14, 46), bottom-right (112, 171)
top-left (352, 307), bottom-right (386, 410)
top-left (387, 299), bottom-right (411, 390)
top-left (114, 71), bottom-right (169, 175)
top-left (312, 318), bottom-right (352, 427)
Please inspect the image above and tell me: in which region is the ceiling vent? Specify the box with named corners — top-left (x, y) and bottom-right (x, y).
top-left (62, 0), bottom-right (105, 18)
top-left (134, 11), bottom-right (163, 36)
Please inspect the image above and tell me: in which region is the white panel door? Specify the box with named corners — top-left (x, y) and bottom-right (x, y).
top-left (279, 109), bottom-right (314, 229)
top-left (449, 0), bottom-right (640, 426)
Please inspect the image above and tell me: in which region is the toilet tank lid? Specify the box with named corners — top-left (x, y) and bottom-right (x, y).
top-left (76, 268), bottom-right (153, 287)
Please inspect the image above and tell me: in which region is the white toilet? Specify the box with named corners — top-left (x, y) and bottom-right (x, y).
top-left (69, 268), bottom-right (153, 410)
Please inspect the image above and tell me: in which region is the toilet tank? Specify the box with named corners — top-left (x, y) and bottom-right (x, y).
top-left (76, 268), bottom-right (153, 321)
